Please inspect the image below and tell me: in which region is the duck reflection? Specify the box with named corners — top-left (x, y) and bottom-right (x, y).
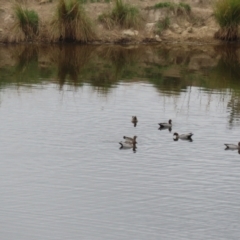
top-left (224, 148), bottom-right (240, 154)
top-left (159, 126), bottom-right (172, 132)
top-left (173, 137), bottom-right (193, 142)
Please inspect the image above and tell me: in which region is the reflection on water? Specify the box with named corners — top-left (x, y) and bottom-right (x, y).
top-left (159, 126), bottom-right (172, 132)
top-left (1, 44), bottom-right (240, 126)
top-left (0, 43), bottom-right (240, 126)
top-left (0, 44), bottom-right (240, 240)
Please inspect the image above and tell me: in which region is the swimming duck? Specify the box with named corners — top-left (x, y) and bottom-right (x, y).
top-left (120, 136), bottom-right (137, 150)
top-left (173, 132), bottom-right (193, 140)
top-left (131, 116), bottom-right (138, 127)
top-left (224, 142), bottom-right (240, 149)
top-left (132, 116), bottom-right (138, 123)
top-left (123, 135), bottom-right (137, 143)
top-left (158, 119), bottom-right (172, 128)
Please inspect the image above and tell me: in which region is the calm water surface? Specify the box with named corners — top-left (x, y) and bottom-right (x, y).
top-left (0, 44), bottom-right (240, 240)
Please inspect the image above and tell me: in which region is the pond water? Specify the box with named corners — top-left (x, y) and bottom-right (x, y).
top-left (0, 43), bottom-right (240, 240)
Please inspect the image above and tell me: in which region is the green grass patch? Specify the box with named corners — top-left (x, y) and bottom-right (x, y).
top-left (52, 0), bottom-right (96, 42)
top-left (99, 0), bottom-right (142, 29)
top-left (13, 3), bottom-right (39, 40)
top-left (153, 2), bottom-right (174, 10)
top-left (155, 16), bottom-right (170, 35)
top-left (179, 3), bottom-right (191, 13)
top-left (152, 1), bottom-right (191, 15)
top-left (77, 0), bottom-right (110, 2)
top-left (214, 0), bottom-right (240, 41)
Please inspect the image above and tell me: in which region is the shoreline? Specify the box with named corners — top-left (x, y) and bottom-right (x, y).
top-left (0, 0), bottom-right (230, 45)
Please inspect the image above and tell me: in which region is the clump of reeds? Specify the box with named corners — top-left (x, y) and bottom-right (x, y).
top-left (13, 3), bottom-right (39, 41)
top-left (99, 0), bottom-right (142, 29)
top-left (179, 3), bottom-right (191, 13)
top-left (153, 2), bottom-right (175, 10)
top-left (155, 16), bottom-right (170, 34)
top-left (52, 0), bottom-right (96, 42)
top-left (214, 0), bottom-right (240, 41)
top-left (152, 2), bottom-right (191, 15)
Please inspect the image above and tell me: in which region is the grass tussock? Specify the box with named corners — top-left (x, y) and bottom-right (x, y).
top-left (152, 2), bottom-right (191, 15)
top-left (214, 0), bottom-right (240, 41)
top-left (13, 3), bottom-right (39, 41)
top-left (78, 0), bottom-right (110, 2)
top-left (99, 0), bottom-right (142, 29)
top-left (52, 0), bottom-right (96, 42)
top-left (155, 16), bottom-right (170, 35)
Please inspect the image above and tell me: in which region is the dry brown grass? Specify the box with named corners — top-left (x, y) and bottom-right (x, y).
top-left (51, 0), bottom-right (96, 42)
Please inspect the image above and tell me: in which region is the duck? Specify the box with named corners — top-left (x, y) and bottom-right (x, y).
top-left (123, 135), bottom-right (137, 143)
top-left (119, 141), bottom-right (137, 149)
top-left (120, 136), bottom-right (137, 149)
top-left (158, 119), bottom-right (172, 128)
top-left (224, 142), bottom-right (240, 149)
top-left (131, 116), bottom-right (138, 123)
top-left (131, 116), bottom-right (138, 127)
top-left (173, 132), bottom-right (193, 140)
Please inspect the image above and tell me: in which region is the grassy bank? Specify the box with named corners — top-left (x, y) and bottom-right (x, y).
top-left (214, 0), bottom-right (240, 41)
top-left (0, 0), bottom-right (233, 44)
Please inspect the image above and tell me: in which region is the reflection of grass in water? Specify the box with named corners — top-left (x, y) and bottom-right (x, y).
top-left (211, 45), bottom-right (240, 127)
top-left (1, 44), bottom-right (240, 107)
top-left (84, 46), bottom-right (144, 92)
top-left (211, 45), bottom-right (240, 87)
top-left (143, 53), bottom-right (188, 95)
top-left (0, 45), bottom-right (58, 89)
top-left (141, 47), bottom-right (191, 95)
top-left (49, 45), bottom-right (96, 89)
top-left (13, 46), bottom-right (40, 86)
top-left (98, 46), bottom-right (144, 77)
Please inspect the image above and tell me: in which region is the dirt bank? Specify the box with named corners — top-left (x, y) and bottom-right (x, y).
top-left (0, 0), bottom-right (221, 44)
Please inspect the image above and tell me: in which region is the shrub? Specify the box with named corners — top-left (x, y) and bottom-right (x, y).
top-left (52, 0), bottom-right (96, 42)
top-left (99, 0), bottom-right (142, 29)
top-left (214, 0), bottom-right (240, 41)
top-left (13, 3), bottom-right (39, 40)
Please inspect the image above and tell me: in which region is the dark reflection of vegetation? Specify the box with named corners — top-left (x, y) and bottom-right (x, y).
top-left (212, 45), bottom-right (240, 86)
top-left (0, 46), bottom-right (40, 88)
top-left (14, 46), bottom-right (39, 83)
top-left (50, 45), bottom-right (96, 89)
top-left (85, 46), bottom-right (144, 93)
top-left (1, 43), bottom-right (240, 126)
top-left (144, 47), bottom-right (192, 95)
top-left (211, 45), bottom-right (240, 127)
top-left (98, 46), bottom-right (144, 78)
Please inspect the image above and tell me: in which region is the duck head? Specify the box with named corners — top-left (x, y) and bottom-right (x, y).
top-left (132, 116), bottom-right (138, 122)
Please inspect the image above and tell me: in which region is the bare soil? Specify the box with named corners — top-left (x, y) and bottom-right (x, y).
top-left (0, 0), bottom-right (221, 44)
